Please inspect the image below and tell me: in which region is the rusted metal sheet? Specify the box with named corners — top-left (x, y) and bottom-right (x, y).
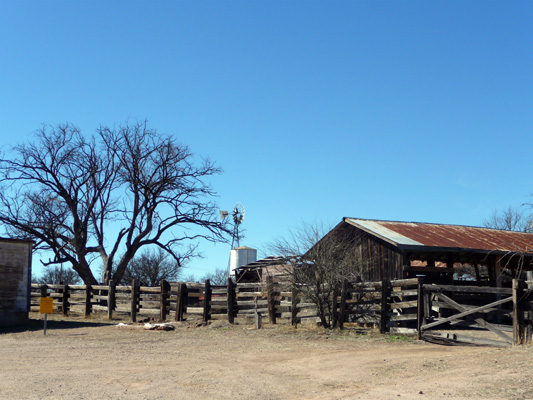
top-left (236, 255), bottom-right (292, 271)
top-left (345, 218), bottom-right (533, 254)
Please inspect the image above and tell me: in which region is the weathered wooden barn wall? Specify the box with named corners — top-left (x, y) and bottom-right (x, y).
top-left (340, 224), bottom-right (403, 281)
top-left (0, 239), bottom-right (33, 327)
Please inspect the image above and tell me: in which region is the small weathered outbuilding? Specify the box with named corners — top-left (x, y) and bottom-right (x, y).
top-left (235, 255), bottom-right (291, 283)
top-left (0, 238), bottom-right (34, 327)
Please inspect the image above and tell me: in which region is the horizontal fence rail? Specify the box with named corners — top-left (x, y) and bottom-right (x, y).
top-left (31, 277), bottom-right (533, 345)
top-left (30, 277), bottom-right (421, 331)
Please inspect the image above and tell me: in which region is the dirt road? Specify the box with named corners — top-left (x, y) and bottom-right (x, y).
top-left (1, 314), bottom-right (532, 400)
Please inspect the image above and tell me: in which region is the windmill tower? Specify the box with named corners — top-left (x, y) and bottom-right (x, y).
top-left (220, 203), bottom-right (256, 276)
top-left (231, 203), bottom-right (245, 248)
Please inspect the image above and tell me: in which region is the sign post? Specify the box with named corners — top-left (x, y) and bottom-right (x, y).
top-left (39, 297), bottom-right (54, 335)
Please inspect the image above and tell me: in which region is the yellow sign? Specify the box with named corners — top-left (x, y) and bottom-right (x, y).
top-left (40, 297), bottom-right (54, 314)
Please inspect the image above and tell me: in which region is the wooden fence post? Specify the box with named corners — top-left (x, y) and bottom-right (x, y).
top-left (40, 284), bottom-right (48, 298)
top-left (380, 279), bottom-right (391, 334)
top-left (227, 277), bottom-right (235, 324)
top-left (160, 279), bottom-right (170, 321)
top-left (175, 283), bottom-right (187, 321)
top-left (62, 284), bottom-right (70, 316)
top-left (131, 279), bottom-right (139, 323)
top-left (291, 284), bottom-right (300, 326)
top-left (58, 282), bottom-right (64, 313)
top-left (203, 279), bottom-right (211, 322)
top-left (85, 284), bottom-right (92, 317)
top-left (417, 277), bottom-right (424, 340)
top-left (254, 297), bottom-right (263, 329)
top-left (331, 284), bottom-right (339, 329)
top-left (513, 279), bottom-right (526, 345)
top-left (338, 280), bottom-right (349, 330)
top-left (266, 276), bottom-right (277, 325)
top-left (107, 280), bottom-right (115, 320)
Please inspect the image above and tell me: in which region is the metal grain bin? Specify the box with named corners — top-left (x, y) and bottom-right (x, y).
top-left (230, 246), bottom-right (257, 276)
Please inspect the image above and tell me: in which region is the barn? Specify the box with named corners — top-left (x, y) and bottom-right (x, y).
top-left (0, 238), bottom-right (34, 327)
top-left (236, 217), bottom-right (533, 286)
top-left (331, 218), bottom-right (533, 285)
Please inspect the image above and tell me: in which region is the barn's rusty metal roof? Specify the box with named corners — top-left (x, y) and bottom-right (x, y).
top-left (344, 217), bottom-right (533, 254)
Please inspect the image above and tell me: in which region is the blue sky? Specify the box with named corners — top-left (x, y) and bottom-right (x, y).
top-left (1, 0), bottom-right (532, 279)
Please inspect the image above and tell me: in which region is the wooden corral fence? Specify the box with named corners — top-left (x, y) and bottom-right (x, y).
top-left (418, 279), bottom-right (533, 347)
top-left (31, 277), bottom-right (533, 345)
top-left (30, 277), bottom-right (419, 329)
top-left (336, 278), bottom-right (420, 334)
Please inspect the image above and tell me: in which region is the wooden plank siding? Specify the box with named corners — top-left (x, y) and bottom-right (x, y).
top-left (343, 225), bottom-right (404, 282)
top-left (0, 240), bottom-right (33, 327)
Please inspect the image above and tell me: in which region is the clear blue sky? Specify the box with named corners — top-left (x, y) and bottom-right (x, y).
top-left (1, 0), bottom-right (532, 279)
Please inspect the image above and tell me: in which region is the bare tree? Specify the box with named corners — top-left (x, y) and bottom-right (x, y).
top-left (200, 267), bottom-right (230, 285)
top-left (180, 273), bottom-right (199, 283)
top-left (269, 221), bottom-right (359, 328)
top-left (120, 247), bottom-right (185, 286)
top-left (484, 206), bottom-right (533, 280)
top-left (0, 122), bottom-right (229, 285)
top-left (483, 206), bottom-right (532, 232)
top-left (36, 265), bottom-right (81, 285)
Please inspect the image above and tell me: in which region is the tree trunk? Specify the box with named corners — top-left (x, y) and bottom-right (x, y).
top-left (73, 264), bottom-right (98, 286)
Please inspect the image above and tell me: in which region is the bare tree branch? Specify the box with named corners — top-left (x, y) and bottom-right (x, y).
top-left (483, 206), bottom-right (533, 233)
top-left (0, 121), bottom-right (230, 285)
top-left (268, 221), bottom-right (362, 329)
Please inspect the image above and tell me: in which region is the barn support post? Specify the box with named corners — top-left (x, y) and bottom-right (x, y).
top-left (338, 280), bottom-right (349, 330)
top-left (473, 257), bottom-right (481, 282)
top-left (526, 280), bottom-right (533, 344)
top-left (513, 279), bottom-right (527, 345)
top-left (203, 279), bottom-right (211, 322)
top-left (227, 277), bottom-right (235, 324)
top-left (379, 279), bottom-right (391, 334)
top-left (175, 283), bottom-right (187, 321)
top-left (266, 276), bottom-right (277, 325)
top-left (107, 280), bottom-right (115, 320)
top-left (417, 277), bottom-right (424, 340)
top-left (85, 284), bottom-right (92, 317)
top-left (160, 279), bottom-right (170, 321)
top-left (131, 279), bottom-right (139, 322)
top-left (62, 284), bottom-right (69, 316)
top-left (291, 284), bottom-right (300, 327)
top-left (331, 284), bottom-right (340, 329)
top-left (495, 256), bottom-right (503, 324)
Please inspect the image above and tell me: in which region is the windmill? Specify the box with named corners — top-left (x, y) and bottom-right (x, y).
top-left (220, 203), bottom-right (245, 249)
top-left (220, 203), bottom-right (256, 277)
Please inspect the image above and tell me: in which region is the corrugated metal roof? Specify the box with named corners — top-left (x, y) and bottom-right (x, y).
top-left (345, 217), bottom-right (533, 254)
top-left (235, 255), bottom-right (293, 271)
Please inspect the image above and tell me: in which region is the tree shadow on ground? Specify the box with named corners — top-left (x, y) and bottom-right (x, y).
top-left (0, 318), bottom-right (112, 334)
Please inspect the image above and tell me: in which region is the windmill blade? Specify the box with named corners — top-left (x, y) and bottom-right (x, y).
top-left (233, 203), bottom-right (245, 225)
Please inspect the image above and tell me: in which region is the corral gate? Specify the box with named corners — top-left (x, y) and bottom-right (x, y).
top-left (418, 280), bottom-right (532, 347)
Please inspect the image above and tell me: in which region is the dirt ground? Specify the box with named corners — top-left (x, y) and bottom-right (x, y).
top-left (1, 313), bottom-right (533, 400)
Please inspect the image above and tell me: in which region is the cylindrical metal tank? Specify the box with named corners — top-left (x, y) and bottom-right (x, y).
top-left (229, 246), bottom-right (257, 275)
